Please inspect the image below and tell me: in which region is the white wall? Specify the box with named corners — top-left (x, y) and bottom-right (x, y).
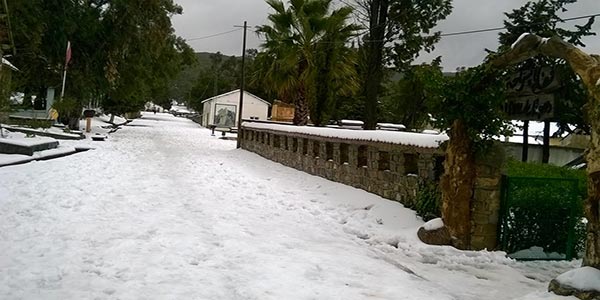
top-left (503, 143), bottom-right (583, 166)
top-left (202, 101), bottom-right (212, 126)
top-left (204, 91), bottom-right (269, 127)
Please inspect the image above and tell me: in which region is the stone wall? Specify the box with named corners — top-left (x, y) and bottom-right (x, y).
top-left (240, 125), bottom-right (504, 250)
top-left (240, 126), bottom-right (443, 209)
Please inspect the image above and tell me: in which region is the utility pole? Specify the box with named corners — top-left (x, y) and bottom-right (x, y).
top-left (236, 21), bottom-right (247, 149)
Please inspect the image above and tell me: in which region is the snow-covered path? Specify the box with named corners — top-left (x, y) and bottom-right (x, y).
top-left (0, 113), bottom-right (578, 299)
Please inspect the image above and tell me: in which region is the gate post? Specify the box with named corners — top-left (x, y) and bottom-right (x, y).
top-left (471, 143), bottom-right (505, 250)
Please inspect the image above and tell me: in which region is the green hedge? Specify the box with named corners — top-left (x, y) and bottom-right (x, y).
top-left (506, 159), bottom-right (587, 197)
top-left (502, 159), bottom-right (587, 259)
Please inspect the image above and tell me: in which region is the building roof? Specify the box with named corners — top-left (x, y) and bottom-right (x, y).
top-left (200, 89), bottom-right (271, 106)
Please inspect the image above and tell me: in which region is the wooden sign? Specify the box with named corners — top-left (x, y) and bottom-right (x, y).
top-left (505, 65), bottom-right (561, 120)
top-left (504, 94), bottom-right (554, 121)
top-left (506, 66), bottom-right (561, 96)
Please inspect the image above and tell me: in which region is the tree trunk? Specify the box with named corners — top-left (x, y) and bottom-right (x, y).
top-left (583, 95), bottom-right (600, 268)
top-left (293, 61), bottom-right (309, 126)
top-left (293, 81), bottom-right (309, 126)
top-left (293, 95), bottom-right (309, 126)
top-left (362, 0), bottom-right (388, 130)
top-left (441, 119), bottom-right (476, 249)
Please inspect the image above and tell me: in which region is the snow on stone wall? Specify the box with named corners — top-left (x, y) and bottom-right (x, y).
top-left (240, 123), bottom-right (504, 250)
top-left (240, 124), bottom-right (444, 208)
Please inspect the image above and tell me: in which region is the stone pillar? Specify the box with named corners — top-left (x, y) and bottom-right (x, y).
top-left (348, 144), bottom-right (359, 167)
top-left (418, 153), bottom-right (435, 180)
top-left (471, 143), bottom-right (505, 250)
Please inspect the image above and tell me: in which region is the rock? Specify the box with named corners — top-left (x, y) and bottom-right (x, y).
top-left (549, 279), bottom-right (600, 300)
top-left (417, 225), bottom-right (452, 246)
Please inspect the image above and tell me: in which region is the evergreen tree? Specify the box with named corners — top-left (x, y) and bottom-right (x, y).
top-left (7, 0), bottom-right (194, 126)
top-left (380, 62), bottom-right (440, 130)
top-left (355, 0), bottom-right (452, 129)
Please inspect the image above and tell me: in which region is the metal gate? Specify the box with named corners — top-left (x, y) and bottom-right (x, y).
top-left (498, 176), bottom-right (584, 260)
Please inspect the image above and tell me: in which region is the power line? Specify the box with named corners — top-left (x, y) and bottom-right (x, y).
top-left (186, 28), bottom-right (242, 41)
top-left (188, 12), bottom-right (599, 45)
top-left (440, 13), bottom-right (600, 37)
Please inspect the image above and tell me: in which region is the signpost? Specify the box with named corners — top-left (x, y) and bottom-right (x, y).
top-left (505, 65), bottom-right (562, 163)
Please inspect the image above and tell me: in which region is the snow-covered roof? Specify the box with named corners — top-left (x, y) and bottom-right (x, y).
top-left (2, 58), bottom-right (18, 71)
top-left (201, 89), bottom-right (271, 106)
top-left (243, 122), bottom-right (448, 149)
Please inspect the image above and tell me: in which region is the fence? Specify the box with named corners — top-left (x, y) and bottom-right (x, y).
top-left (498, 176), bottom-right (585, 260)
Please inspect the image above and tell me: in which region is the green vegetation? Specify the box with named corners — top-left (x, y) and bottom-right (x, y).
top-left (506, 159), bottom-right (587, 196)
top-left (256, 0), bottom-right (360, 126)
top-left (414, 181), bottom-right (442, 222)
top-left (357, 0), bottom-right (452, 129)
top-left (502, 161), bottom-right (587, 259)
top-left (6, 0), bottom-right (195, 128)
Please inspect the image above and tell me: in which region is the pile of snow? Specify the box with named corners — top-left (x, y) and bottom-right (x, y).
top-left (511, 33), bottom-right (531, 49)
top-left (422, 129), bottom-right (440, 135)
top-left (98, 114), bottom-right (128, 125)
top-left (0, 131), bottom-right (80, 166)
top-left (423, 217), bottom-right (444, 231)
top-left (243, 122), bottom-right (448, 149)
top-left (555, 266), bottom-right (600, 292)
top-left (340, 119), bottom-right (364, 126)
top-left (509, 246), bottom-right (565, 260)
top-left (377, 123), bottom-right (407, 131)
top-left (0, 134), bottom-right (56, 147)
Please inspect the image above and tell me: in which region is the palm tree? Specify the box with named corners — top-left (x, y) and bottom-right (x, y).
top-left (256, 0), bottom-right (359, 126)
top-left (311, 6), bottom-right (360, 126)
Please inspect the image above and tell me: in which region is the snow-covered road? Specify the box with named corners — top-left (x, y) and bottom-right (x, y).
top-left (0, 113), bottom-right (578, 299)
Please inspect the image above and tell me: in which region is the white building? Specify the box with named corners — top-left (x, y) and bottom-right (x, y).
top-left (201, 90), bottom-right (270, 128)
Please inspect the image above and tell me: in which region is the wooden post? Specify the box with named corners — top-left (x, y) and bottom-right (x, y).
top-left (542, 120), bottom-right (550, 164)
top-left (236, 21), bottom-right (247, 149)
top-left (86, 117), bottom-right (92, 133)
top-left (522, 120), bottom-right (529, 162)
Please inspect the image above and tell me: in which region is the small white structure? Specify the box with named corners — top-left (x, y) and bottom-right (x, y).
top-left (201, 89), bottom-right (270, 128)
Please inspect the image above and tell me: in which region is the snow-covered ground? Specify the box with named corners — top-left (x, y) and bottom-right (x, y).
top-left (0, 112), bottom-right (580, 299)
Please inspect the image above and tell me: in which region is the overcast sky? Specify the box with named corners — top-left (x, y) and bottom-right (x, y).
top-left (171, 0), bottom-right (600, 71)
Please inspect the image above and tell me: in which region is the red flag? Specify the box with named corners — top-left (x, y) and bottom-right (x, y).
top-left (65, 41), bottom-right (72, 68)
